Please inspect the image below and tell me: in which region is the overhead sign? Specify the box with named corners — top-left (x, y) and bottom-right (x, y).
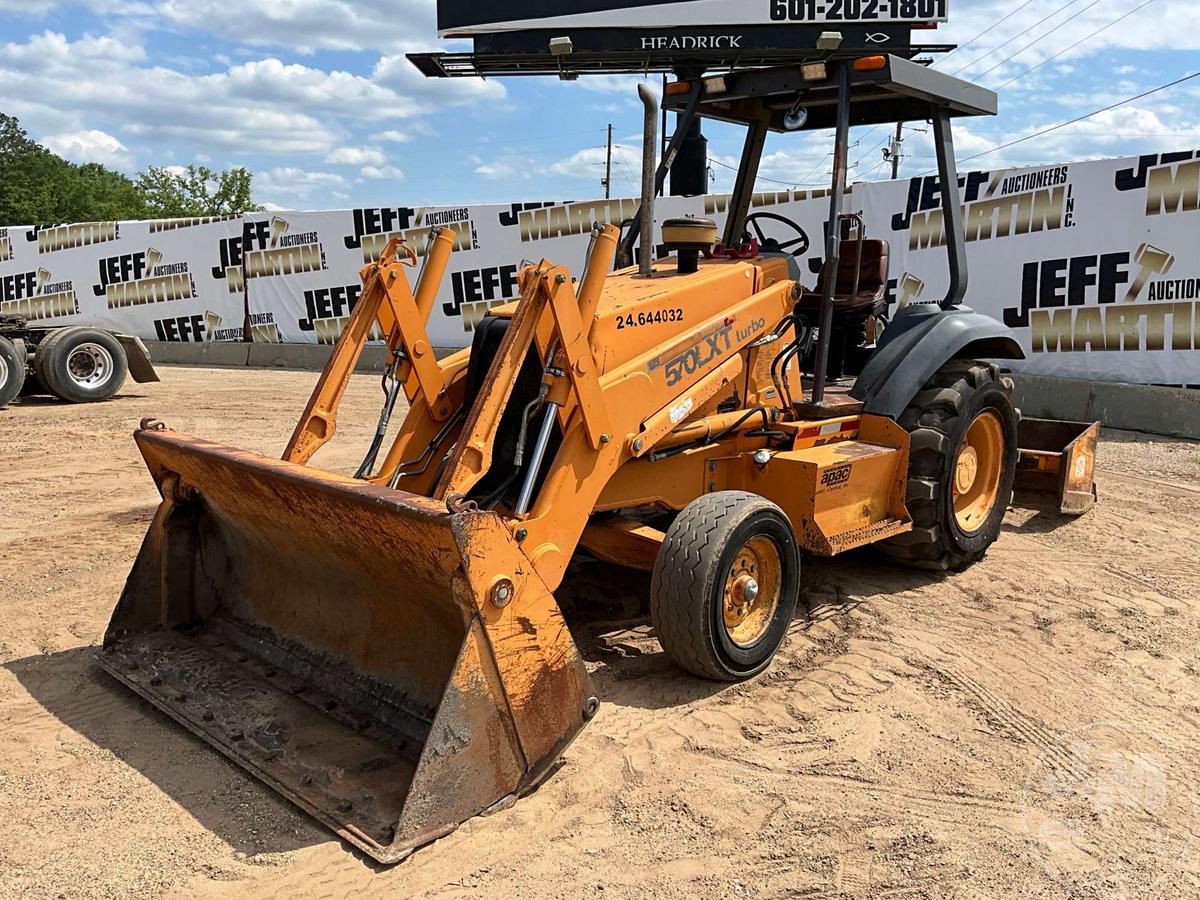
top-left (438, 0), bottom-right (949, 36)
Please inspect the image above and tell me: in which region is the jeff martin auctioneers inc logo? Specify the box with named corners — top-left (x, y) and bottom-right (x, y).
top-left (1003, 240), bottom-right (1200, 355)
top-left (1115, 151), bottom-right (1200, 217)
top-left (0, 266), bottom-right (80, 320)
top-left (26, 221), bottom-right (121, 255)
top-left (213, 216), bottom-right (328, 294)
top-left (92, 246), bottom-right (196, 309)
top-left (892, 166), bottom-right (1076, 251)
top-left (343, 206), bottom-right (476, 264)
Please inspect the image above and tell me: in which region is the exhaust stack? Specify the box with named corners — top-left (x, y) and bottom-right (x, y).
top-left (637, 83), bottom-right (658, 277)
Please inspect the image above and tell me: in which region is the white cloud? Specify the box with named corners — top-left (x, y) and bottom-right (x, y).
top-left (550, 143), bottom-right (641, 179)
top-left (41, 129), bottom-right (134, 168)
top-left (326, 146), bottom-right (386, 166)
top-left (257, 167), bottom-right (349, 197)
top-left (155, 0), bottom-right (435, 54)
top-left (360, 164), bottom-right (404, 180)
top-left (941, 0), bottom-right (1200, 70)
top-left (576, 75), bottom-right (656, 96)
top-left (475, 160), bottom-right (518, 180)
top-left (0, 31), bottom-right (472, 163)
top-left (378, 130), bottom-right (412, 143)
top-left (371, 53), bottom-right (505, 106)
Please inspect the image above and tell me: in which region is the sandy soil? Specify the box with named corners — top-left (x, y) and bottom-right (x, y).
top-left (2, 367), bottom-right (1199, 900)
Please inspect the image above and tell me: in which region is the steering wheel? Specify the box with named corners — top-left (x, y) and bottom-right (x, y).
top-left (744, 212), bottom-right (810, 258)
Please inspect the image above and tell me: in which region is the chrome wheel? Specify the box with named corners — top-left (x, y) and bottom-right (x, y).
top-left (67, 342), bottom-right (115, 389)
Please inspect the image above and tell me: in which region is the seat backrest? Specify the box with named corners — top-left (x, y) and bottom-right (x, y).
top-left (818, 239), bottom-right (890, 297)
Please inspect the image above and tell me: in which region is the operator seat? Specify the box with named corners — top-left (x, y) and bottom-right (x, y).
top-left (797, 239), bottom-right (890, 380)
top-left (796, 239), bottom-right (890, 318)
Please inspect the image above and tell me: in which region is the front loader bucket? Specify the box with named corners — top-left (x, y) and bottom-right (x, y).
top-left (1014, 418), bottom-right (1100, 516)
top-left (98, 427), bottom-right (595, 864)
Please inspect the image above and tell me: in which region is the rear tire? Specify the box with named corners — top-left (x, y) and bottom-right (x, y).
top-left (881, 360), bottom-right (1018, 571)
top-left (651, 491), bottom-right (801, 681)
top-left (34, 327), bottom-right (128, 403)
top-left (0, 336), bottom-right (26, 408)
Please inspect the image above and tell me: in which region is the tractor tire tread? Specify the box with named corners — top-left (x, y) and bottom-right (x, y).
top-left (0, 336), bottom-right (26, 409)
top-left (651, 492), bottom-right (783, 682)
top-left (880, 360), bottom-right (1015, 573)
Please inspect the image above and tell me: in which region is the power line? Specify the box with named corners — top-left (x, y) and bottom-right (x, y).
top-left (859, 156), bottom-right (891, 181)
top-left (973, 0), bottom-right (1107, 81)
top-left (938, 70), bottom-right (1200, 169)
top-left (950, 0), bottom-right (1084, 76)
top-left (996, 0), bottom-right (1162, 88)
top-left (710, 156), bottom-right (804, 189)
top-left (937, 0), bottom-right (1042, 64)
top-left (855, 0), bottom-right (1147, 177)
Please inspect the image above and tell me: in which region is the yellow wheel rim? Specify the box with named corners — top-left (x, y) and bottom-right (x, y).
top-left (723, 536), bottom-right (782, 648)
top-left (953, 410), bottom-right (1005, 534)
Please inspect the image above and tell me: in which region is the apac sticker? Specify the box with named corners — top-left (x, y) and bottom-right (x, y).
top-left (820, 463), bottom-right (852, 492)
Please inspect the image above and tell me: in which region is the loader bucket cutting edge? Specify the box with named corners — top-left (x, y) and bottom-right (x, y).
top-left (98, 428), bottom-right (594, 864)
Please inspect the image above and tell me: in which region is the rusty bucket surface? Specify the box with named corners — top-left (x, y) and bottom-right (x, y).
top-left (1014, 418), bottom-right (1100, 516)
top-left (98, 428), bottom-right (594, 864)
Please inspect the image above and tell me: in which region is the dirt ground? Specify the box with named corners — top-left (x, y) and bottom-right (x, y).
top-left (2, 366), bottom-right (1199, 900)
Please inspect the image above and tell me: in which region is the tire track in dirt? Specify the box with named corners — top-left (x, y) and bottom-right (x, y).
top-left (4, 371), bottom-right (1200, 898)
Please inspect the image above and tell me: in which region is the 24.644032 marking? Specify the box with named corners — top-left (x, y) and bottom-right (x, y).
top-left (616, 308), bottom-right (684, 330)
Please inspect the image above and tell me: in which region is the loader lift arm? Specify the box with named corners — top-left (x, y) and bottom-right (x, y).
top-left (286, 229), bottom-right (457, 467)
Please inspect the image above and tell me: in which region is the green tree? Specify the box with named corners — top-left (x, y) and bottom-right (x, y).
top-left (135, 164), bottom-right (263, 218)
top-left (0, 113), bottom-right (264, 227)
top-left (0, 112), bottom-right (148, 226)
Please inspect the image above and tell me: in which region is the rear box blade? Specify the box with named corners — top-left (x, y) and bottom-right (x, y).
top-left (1015, 418), bottom-right (1100, 516)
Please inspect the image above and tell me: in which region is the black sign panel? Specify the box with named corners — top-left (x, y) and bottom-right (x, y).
top-left (439, 0), bottom-right (948, 36)
top-left (472, 24), bottom-right (916, 55)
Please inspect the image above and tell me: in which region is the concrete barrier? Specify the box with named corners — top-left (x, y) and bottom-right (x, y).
top-left (1012, 374), bottom-right (1200, 440)
top-left (144, 340), bottom-right (453, 373)
top-left (143, 342), bottom-right (1198, 440)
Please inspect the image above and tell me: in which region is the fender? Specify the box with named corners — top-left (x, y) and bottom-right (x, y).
top-left (850, 304), bottom-right (1024, 420)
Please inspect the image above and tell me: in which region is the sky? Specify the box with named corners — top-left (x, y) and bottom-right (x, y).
top-left (0, 0), bottom-right (1196, 212)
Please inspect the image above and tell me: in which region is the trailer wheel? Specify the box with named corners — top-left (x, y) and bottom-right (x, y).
top-left (35, 327), bottom-right (129, 403)
top-left (0, 336), bottom-right (26, 409)
top-left (881, 360), bottom-right (1018, 572)
top-left (651, 492), bottom-right (801, 681)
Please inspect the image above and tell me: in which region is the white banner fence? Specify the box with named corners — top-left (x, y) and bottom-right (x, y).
top-left (1, 149), bottom-right (1197, 386)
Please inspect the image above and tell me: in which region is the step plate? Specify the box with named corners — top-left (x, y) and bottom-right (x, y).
top-left (825, 516), bottom-right (911, 555)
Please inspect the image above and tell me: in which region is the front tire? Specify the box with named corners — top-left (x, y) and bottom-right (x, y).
top-left (34, 327), bottom-right (129, 403)
top-left (0, 336), bottom-right (26, 408)
top-left (651, 492), bottom-right (801, 681)
top-left (881, 360), bottom-right (1018, 571)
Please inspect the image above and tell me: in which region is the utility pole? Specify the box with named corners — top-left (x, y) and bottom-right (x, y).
top-left (886, 122), bottom-right (904, 180)
top-left (603, 123), bottom-right (613, 199)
